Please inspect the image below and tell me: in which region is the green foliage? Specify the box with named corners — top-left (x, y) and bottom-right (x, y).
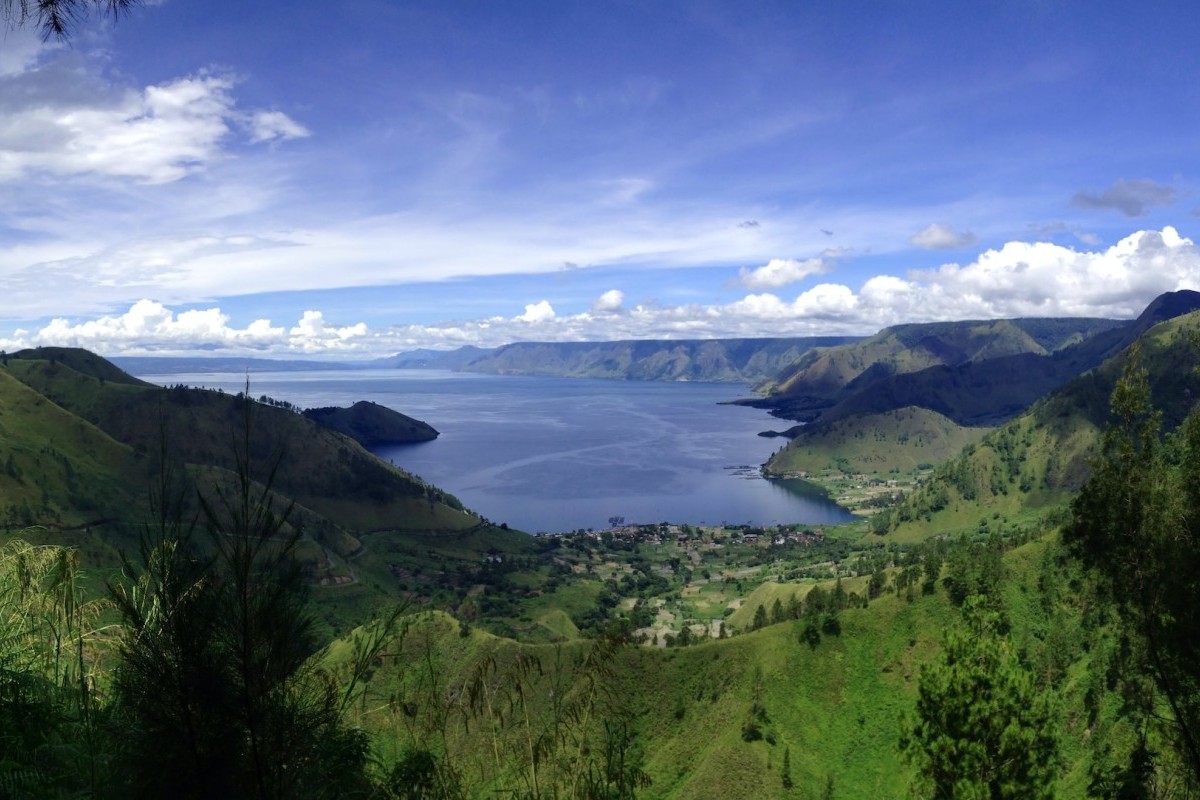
top-left (107, 408), bottom-right (376, 799)
top-left (1064, 344), bottom-right (1200, 786)
top-left (0, 539), bottom-right (113, 797)
top-left (451, 629), bottom-right (651, 798)
top-left (901, 596), bottom-right (1059, 799)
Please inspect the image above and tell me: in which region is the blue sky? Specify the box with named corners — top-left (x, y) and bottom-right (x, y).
top-left (2, 0), bottom-right (1200, 357)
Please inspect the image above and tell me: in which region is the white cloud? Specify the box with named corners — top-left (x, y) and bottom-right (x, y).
top-left (288, 310), bottom-right (368, 351)
top-left (517, 300), bottom-right (556, 323)
top-left (0, 27), bottom-right (53, 76)
top-left (9, 300), bottom-right (284, 352)
top-left (4, 228), bottom-right (1199, 357)
top-left (911, 223), bottom-right (977, 250)
top-left (737, 256), bottom-right (830, 289)
top-left (910, 227), bottom-right (1197, 315)
top-left (248, 110), bottom-right (310, 143)
top-left (0, 72), bottom-right (236, 184)
top-left (0, 56), bottom-right (309, 184)
top-left (592, 289), bottom-right (625, 314)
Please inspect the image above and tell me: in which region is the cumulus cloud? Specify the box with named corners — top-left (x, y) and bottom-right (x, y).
top-left (5, 229), bottom-right (1200, 357)
top-left (517, 300), bottom-right (556, 323)
top-left (376, 228), bottom-right (1200, 346)
top-left (738, 256), bottom-right (831, 290)
top-left (288, 310), bottom-right (368, 351)
top-left (1072, 179), bottom-right (1177, 217)
top-left (0, 62), bottom-right (308, 184)
top-left (0, 301), bottom-right (391, 356)
top-left (591, 289), bottom-right (624, 314)
top-left (911, 223), bottom-right (978, 250)
top-left (10, 300), bottom-right (284, 352)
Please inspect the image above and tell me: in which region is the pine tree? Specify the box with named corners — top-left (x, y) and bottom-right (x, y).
top-left (1064, 345), bottom-right (1200, 783)
top-left (901, 595), bottom-right (1059, 799)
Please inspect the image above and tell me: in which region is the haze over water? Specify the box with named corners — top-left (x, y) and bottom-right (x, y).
top-left (139, 369), bottom-right (854, 533)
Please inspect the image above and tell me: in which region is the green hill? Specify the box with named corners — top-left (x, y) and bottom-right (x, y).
top-left (753, 293), bottom-right (1200, 430)
top-left (875, 309), bottom-right (1200, 540)
top-left (0, 348), bottom-right (547, 630)
top-left (764, 406), bottom-right (989, 477)
top-left (0, 366), bottom-right (145, 531)
top-left (754, 317), bottom-right (1123, 420)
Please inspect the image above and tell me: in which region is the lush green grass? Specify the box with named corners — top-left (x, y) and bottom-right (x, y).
top-left (0, 366), bottom-right (150, 530)
top-left (326, 528), bottom-right (1155, 798)
top-left (335, 566), bottom-right (963, 798)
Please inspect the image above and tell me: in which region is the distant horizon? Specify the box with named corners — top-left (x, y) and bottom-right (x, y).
top-left (3, 2), bottom-right (1200, 357)
top-left (19, 303), bottom-right (1155, 363)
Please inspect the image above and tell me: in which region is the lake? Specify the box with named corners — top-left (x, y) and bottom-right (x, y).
top-left (136, 369), bottom-right (855, 534)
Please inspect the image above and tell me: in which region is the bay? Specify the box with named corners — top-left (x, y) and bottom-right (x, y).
top-left (137, 369), bottom-right (855, 534)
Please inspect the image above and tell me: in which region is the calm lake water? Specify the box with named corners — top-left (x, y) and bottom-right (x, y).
top-left (137, 369), bottom-right (854, 534)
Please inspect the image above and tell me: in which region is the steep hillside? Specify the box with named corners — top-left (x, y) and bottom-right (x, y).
top-left (755, 318), bottom-right (1122, 420)
top-left (0, 348), bottom-right (550, 633)
top-left (0, 367), bottom-right (146, 531)
top-left (462, 337), bottom-right (858, 382)
top-left (815, 290), bottom-right (1200, 428)
top-left (876, 310), bottom-right (1200, 540)
top-left (9, 346), bottom-right (153, 387)
top-left (6, 351), bottom-right (473, 536)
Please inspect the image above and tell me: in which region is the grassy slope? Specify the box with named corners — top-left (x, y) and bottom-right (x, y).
top-left (764, 406), bottom-right (990, 476)
top-left (4, 355), bottom-right (475, 534)
top-left (342, 530), bottom-right (1127, 799)
top-left (346, 592), bottom-right (955, 798)
top-left (0, 365), bottom-right (148, 529)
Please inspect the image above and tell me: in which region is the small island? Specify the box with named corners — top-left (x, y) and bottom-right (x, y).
top-left (302, 400), bottom-right (438, 447)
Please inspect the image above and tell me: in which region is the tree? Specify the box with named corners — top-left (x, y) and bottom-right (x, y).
top-left (2, 0), bottom-right (138, 39)
top-left (901, 596), bottom-right (1059, 799)
top-left (752, 603), bottom-right (768, 631)
top-left (108, 406), bottom-right (374, 799)
top-left (1063, 346), bottom-right (1200, 784)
